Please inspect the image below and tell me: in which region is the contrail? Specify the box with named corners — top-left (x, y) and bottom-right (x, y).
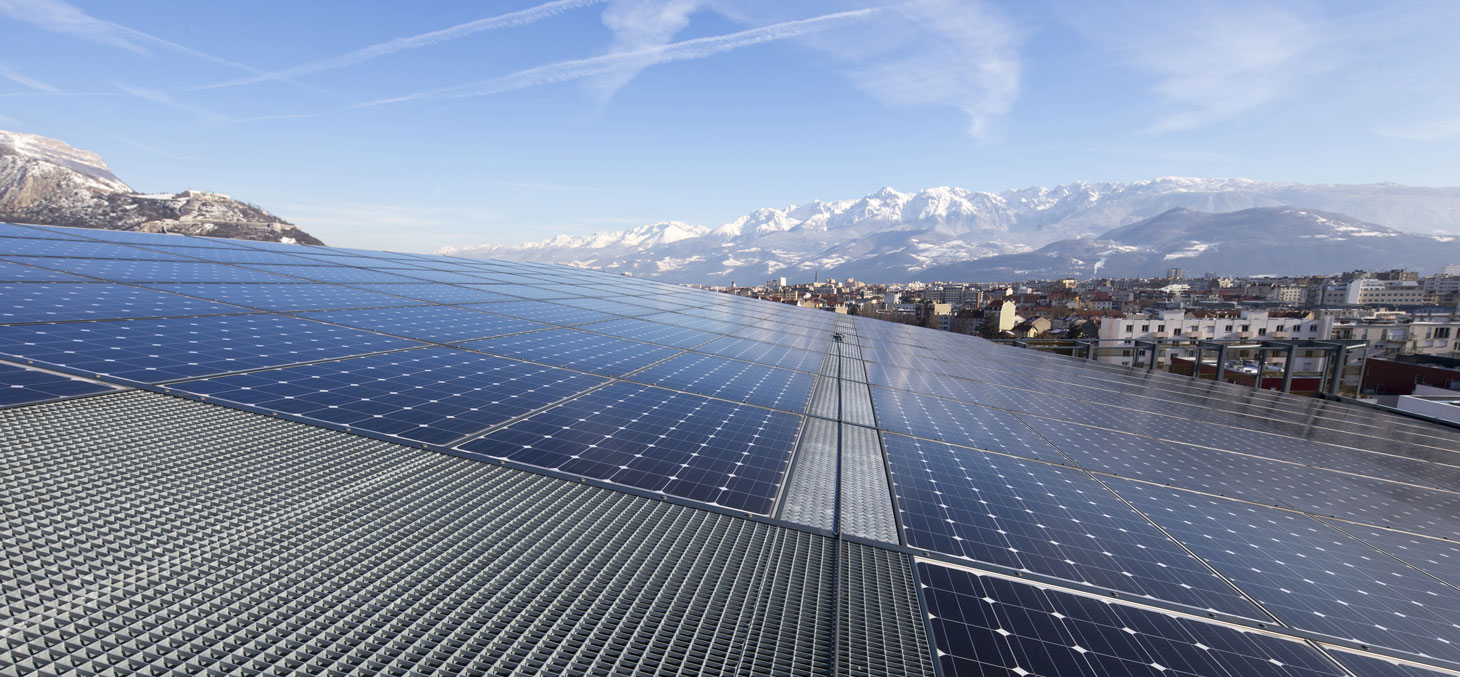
top-left (193, 0), bottom-right (606, 91)
top-left (362, 7), bottom-right (881, 107)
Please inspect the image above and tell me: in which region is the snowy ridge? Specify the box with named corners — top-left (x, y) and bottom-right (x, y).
top-left (444, 178), bottom-right (1460, 283)
top-left (0, 129), bottom-right (131, 193)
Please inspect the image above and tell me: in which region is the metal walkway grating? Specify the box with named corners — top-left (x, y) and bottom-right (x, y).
top-left (0, 391), bottom-right (839, 676)
top-left (838, 543), bottom-right (935, 677)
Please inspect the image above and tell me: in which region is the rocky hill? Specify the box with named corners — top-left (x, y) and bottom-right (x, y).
top-left (0, 129), bottom-right (322, 245)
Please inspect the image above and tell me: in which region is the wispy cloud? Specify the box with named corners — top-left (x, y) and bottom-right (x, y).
top-left (0, 59), bottom-right (60, 92)
top-left (805, 0), bottom-right (1022, 140)
top-left (0, 0), bottom-right (148, 53)
top-left (1066, 2), bottom-right (1323, 134)
top-left (362, 7), bottom-right (879, 107)
top-left (1, 0), bottom-right (344, 99)
top-left (588, 0), bottom-right (704, 103)
top-left (193, 0), bottom-right (606, 91)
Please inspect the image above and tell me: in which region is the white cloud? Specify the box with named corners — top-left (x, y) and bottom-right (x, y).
top-left (363, 7), bottom-right (879, 106)
top-left (194, 0), bottom-right (606, 91)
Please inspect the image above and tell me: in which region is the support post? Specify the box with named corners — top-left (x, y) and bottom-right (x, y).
top-left (1328, 345), bottom-right (1348, 397)
top-left (1214, 344), bottom-right (1227, 382)
top-left (1192, 346), bottom-right (1203, 380)
top-left (1254, 348), bottom-right (1267, 390)
top-left (1281, 344), bottom-right (1296, 393)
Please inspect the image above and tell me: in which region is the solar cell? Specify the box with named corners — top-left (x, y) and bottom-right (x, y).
top-left (460, 328), bottom-right (679, 377)
top-left (300, 305), bottom-right (548, 343)
top-left (0, 361), bottom-right (116, 406)
top-left (626, 352), bottom-right (815, 413)
top-left (0, 282), bottom-right (240, 324)
top-left (1112, 479), bottom-right (1460, 663)
top-left (171, 347), bottom-right (603, 446)
top-left (0, 314), bottom-right (417, 383)
top-left (142, 283), bottom-right (417, 312)
top-left (883, 433), bottom-right (1266, 617)
top-left (459, 382), bottom-right (802, 514)
top-left (918, 561), bottom-right (1349, 677)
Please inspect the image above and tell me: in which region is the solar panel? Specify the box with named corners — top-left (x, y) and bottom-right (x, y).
top-left (578, 317), bottom-right (721, 349)
top-left (391, 268), bottom-right (502, 283)
top-left (694, 336), bottom-right (824, 373)
top-left (0, 260), bottom-right (89, 281)
top-left (170, 347), bottom-right (603, 446)
top-left (458, 382), bottom-right (802, 514)
top-left (300, 305), bottom-right (548, 343)
top-left (459, 328), bottom-right (679, 377)
top-left (918, 561), bottom-right (1349, 677)
top-left (882, 433), bottom-right (1266, 618)
top-left (462, 300), bottom-right (620, 326)
top-left (242, 264), bottom-right (419, 283)
top-left (5, 223), bottom-right (1460, 675)
top-left (0, 282), bottom-right (241, 324)
top-left (1112, 478), bottom-right (1460, 663)
top-left (0, 257), bottom-right (301, 282)
top-left (0, 314), bottom-right (417, 383)
top-left (141, 282), bottom-right (418, 312)
top-left (345, 282), bottom-right (521, 304)
top-left (128, 243), bottom-right (324, 265)
top-left (1018, 416), bottom-right (1281, 503)
top-left (626, 352), bottom-right (815, 413)
top-left (1320, 520), bottom-right (1460, 589)
top-left (0, 237), bottom-right (187, 259)
top-left (0, 361), bottom-right (116, 406)
top-left (872, 387), bottom-right (1068, 463)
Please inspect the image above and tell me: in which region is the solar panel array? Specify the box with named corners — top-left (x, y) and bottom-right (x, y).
top-left (2, 220), bottom-right (1459, 675)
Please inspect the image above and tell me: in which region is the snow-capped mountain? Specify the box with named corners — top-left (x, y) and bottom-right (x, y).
top-left (923, 207), bottom-right (1460, 280)
top-left (0, 129), bottom-right (322, 245)
top-left (443, 179), bottom-right (1460, 283)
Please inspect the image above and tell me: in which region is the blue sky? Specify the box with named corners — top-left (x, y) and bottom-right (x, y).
top-left (2, 0), bottom-right (1458, 251)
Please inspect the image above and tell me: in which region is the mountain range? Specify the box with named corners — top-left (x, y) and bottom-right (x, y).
top-left (442, 179), bottom-right (1460, 282)
top-left (0, 129), bottom-right (321, 245)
